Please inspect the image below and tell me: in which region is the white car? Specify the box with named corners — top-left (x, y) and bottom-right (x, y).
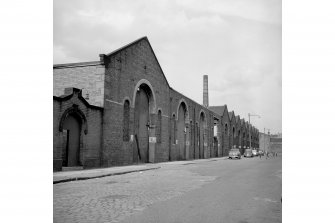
top-left (229, 149), bottom-right (241, 159)
top-left (252, 149), bottom-right (258, 156)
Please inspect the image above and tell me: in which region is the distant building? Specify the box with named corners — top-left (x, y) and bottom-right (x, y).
top-left (259, 132), bottom-right (282, 154)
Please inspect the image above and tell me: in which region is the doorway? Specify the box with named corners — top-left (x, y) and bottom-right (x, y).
top-left (62, 114), bottom-right (81, 167)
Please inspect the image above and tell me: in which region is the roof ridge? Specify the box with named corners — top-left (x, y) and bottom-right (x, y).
top-left (105, 36), bottom-right (148, 57)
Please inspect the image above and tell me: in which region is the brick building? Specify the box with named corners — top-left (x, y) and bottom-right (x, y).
top-left (53, 37), bottom-right (260, 171)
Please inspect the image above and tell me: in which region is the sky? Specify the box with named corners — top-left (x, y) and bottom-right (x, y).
top-left (54, 0), bottom-right (282, 134)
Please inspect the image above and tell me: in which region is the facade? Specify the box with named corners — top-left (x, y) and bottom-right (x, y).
top-left (259, 133), bottom-right (281, 153)
top-left (228, 111), bottom-right (236, 150)
top-left (53, 37), bottom-right (260, 171)
top-left (269, 134), bottom-right (282, 154)
top-left (259, 132), bottom-right (270, 152)
top-left (235, 115), bottom-right (241, 152)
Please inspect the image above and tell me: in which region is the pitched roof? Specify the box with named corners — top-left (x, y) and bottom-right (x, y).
top-left (208, 105), bottom-right (226, 116)
top-left (228, 111), bottom-right (234, 120)
top-left (102, 36), bottom-right (170, 88)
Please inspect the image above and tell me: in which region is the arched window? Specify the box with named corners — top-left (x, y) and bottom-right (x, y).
top-left (196, 122), bottom-right (199, 146)
top-left (156, 110), bottom-right (162, 143)
top-left (190, 120), bottom-right (193, 147)
top-left (172, 114), bottom-right (176, 144)
top-left (225, 123), bottom-right (228, 135)
top-left (123, 100), bottom-right (130, 142)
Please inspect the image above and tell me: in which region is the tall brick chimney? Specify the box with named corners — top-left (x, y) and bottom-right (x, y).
top-left (203, 75), bottom-right (208, 107)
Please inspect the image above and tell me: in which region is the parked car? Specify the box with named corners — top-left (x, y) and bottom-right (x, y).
top-left (258, 150), bottom-right (264, 156)
top-left (229, 149), bottom-right (241, 159)
top-left (244, 149), bottom-right (253, 158)
top-left (252, 149), bottom-right (258, 156)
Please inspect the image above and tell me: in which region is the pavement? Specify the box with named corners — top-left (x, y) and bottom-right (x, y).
top-left (54, 155), bottom-right (281, 223)
top-left (53, 164), bottom-right (161, 184)
top-left (53, 157), bottom-right (227, 184)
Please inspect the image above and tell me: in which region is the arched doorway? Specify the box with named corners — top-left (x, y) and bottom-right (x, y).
top-left (133, 83), bottom-right (154, 163)
top-left (177, 102), bottom-right (187, 160)
top-left (199, 112), bottom-right (206, 159)
top-left (214, 137), bottom-right (218, 157)
top-left (62, 114), bottom-right (82, 167)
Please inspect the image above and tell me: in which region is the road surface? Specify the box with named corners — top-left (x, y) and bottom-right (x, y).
top-left (54, 155), bottom-right (281, 223)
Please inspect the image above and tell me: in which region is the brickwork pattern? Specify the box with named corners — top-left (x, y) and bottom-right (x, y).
top-left (222, 108), bottom-right (231, 156)
top-left (103, 39), bottom-right (171, 166)
top-left (53, 64), bottom-right (105, 107)
top-left (53, 90), bottom-right (103, 171)
top-left (53, 37), bottom-right (260, 169)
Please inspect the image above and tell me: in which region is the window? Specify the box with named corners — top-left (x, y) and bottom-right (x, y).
top-left (225, 123), bottom-right (228, 135)
top-left (172, 114), bottom-right (176, 144)
top-left (189, 121), bottom-right (194, 145)
top-left (196, 122), bottom-right (199, 146)
top-left (123, 100), bottom-right (130, 141)
top-left (156, 110), bottom-right (162, 143)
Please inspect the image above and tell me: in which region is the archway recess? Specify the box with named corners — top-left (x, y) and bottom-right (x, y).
top-left (133, 82), bottom-right (156, 163)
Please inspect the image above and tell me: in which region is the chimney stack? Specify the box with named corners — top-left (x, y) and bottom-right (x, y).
top-left (203, 75), bottom-right (209, 107)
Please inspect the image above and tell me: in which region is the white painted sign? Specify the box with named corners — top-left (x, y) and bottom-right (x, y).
top-left (176, 140), bottom-right (178, 144)
top-left (149, 137), bottom-right (156, 143)
top-left (130, 135), bottom-right (134, 142)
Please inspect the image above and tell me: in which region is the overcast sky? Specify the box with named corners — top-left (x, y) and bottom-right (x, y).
top-left (54, 0), bottom-right (282, 134)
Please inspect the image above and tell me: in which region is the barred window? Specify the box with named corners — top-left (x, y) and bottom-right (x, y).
top-left (123, 100), bottom-right (130, 142)
top-left (156, 110), bottom-right (162, 143)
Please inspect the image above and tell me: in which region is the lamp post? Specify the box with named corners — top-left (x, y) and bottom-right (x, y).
top-left (248, 113), bottom-right (260, 150)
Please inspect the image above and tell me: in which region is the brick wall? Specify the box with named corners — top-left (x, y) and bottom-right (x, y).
top-left (53, 63), bottom-right (105, 107)
top-left (53, 37), bottom-right (261, 168)
top-left (102, 38), bottom-right (171, 166)
top-left (222, 109), bottom-right (230, 156)
top-left (169, 89), bottom-right (214, 160)
top-left (53, 89), bottom-right (103, 171)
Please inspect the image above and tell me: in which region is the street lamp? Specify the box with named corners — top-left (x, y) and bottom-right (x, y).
top-left (248, 113), bottom-right (260, 150)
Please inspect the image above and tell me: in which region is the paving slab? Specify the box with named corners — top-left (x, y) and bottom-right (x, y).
top-left (53, 157), bottom-right (228, 184)
top-left (53, 164), bottom-right (161, 184)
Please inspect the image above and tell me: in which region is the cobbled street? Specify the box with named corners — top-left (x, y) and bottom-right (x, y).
top-left (54, 155), bottom-right (281, 223)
